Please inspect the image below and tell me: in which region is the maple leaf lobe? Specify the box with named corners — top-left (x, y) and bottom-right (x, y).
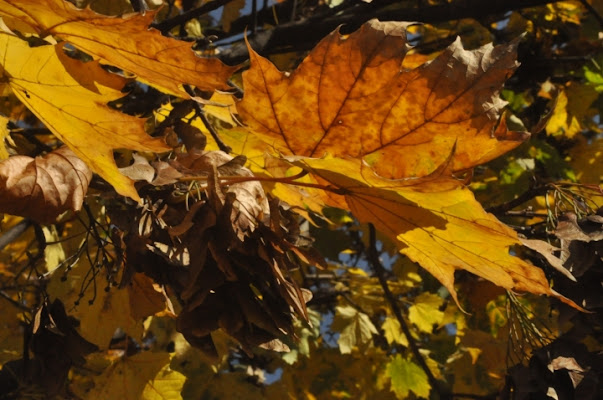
top-left (239, 19), bottom-right (528, 179)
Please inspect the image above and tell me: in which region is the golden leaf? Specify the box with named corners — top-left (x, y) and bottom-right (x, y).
top-left (48, 263), bottom-right (143, 349)
top-left (291, 156), bottom-right (578, 306)
top-left (239, 19), bottom-right (527, 179)
top-left (82, 352), bottom-right (184, 400)
top-left (0, 33), bottom-right (169, 200)
top-left (0, 114), bottom-right (9, 159)
top-left (0, 0), bottom-right (237, 96)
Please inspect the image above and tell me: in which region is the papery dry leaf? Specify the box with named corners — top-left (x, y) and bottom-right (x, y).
top-left (151, 161), bottom-right (183, 186)
top-left (0, 0), bottom-right (237, 96)
top-left (174, 150), bottom-right (270, 237)
top-left (0, 147), bottom-right (91, 223)
top-left (290, 156), bottom-right (580, 307)
top-left (119, 154), bottom-right (156, 183)
top-left (520, 238), bottom-right (576, 282)
top-left (0, 33), bottom-right (169, 200)
top-left (239, 19), bottom-right (527, 179)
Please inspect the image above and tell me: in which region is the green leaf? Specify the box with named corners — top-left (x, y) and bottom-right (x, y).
top-left (386, 354), bottom-right (431, 399)
top-left (332, 305), bottom-right (377, 354)
top-left (408, 293), bottom-right (445, 333)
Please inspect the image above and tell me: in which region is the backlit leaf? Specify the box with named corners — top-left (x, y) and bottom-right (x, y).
top-left (386, 354), bottom-right (431, 399)
top-left (48, 263), bottom-right (143, 349)
top-left (290, 157), bottom-right (579, 306)
top-left (0, 33), bottom-right (169, 200)
top-left (0, 0), bottom-right (237, 96)
top-left (332, 305), bottom-right (378, 354)
top-left (82, 352), bottom-right (182, 400)
top-left (408, 292), bottom-right (445, 333)
top-left (239, 19), bottom-right (526, 179)
top-left (0, 114), bottom-right (8, 159)
top-left (381, 317), bottom-right (408, 347)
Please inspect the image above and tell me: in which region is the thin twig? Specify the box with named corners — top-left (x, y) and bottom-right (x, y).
top-left (151, 0), bottom-right (238, 33)
top-left (0, 219), bottom-right (32, 251)
top-left (0, 290), bottom-right (31, 311)
top-left (367, 224), bottom-right (451, 400)
top-left (486, 185), bottom-right (548, 215)
top-left (579, 0), bottom-right (603, 27)
top-left (452, 393), bottom-right (498, 400)
top-left (184, 86), bottom-right (232, 153)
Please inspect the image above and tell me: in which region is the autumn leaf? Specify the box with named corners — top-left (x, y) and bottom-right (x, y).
top-left (381, 317), bottom-right (408, 347)
top-left (0, 114), bottom-right (9, 159)
top-left (0, 147), bottom-right (91, 223)
top-left (47, 264), bottom-right (170, 349)
top-left (386, 354), bottom-right (431, 399)
top-left (0, 33), bottom-right (169, 200)
top-left (79, 352), bottom-right (185, 400)
top-left (290, 156), bottom-right (577, 306)
top-left (239, 19), bottom-right (527, 180)
top-left (408, 292), bottom-right (445, 333)
top-left (0, 0), bottom-right (237, 96)
top-left (332, 305), bottom-right (378, 354)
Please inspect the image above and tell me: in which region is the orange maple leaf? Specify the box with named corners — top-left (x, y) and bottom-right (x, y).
top-left (238, 20), bottom-right (579, 307)
top-left (239, 19), bottom-right (526, 179)
top-left (0, 0), bottom-right (237, 96)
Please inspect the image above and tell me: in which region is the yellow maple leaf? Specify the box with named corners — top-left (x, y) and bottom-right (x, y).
top-left (290, 156), bottom-right (578, 307)
top-left (237, 19), bottom-right (582, 306)
top-left (48, 264), bottom-right (143, 349)
top-left (0, 0), bottom-right (237, 96)
top-left (0, 114), bottom-right (9, 159)
top-left (239, 19), bottom-right (527, 180)
top-left (78, 352), bottom-right (185, 400)
top-left (0, 33), bottom-right (169, 200)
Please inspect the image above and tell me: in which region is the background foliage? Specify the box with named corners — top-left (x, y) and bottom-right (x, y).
top-left (0, 0), bottom-right (602, 399)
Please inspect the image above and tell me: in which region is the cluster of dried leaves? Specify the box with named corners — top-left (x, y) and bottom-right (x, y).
top-left (114, 148), bottom-right (319, 355)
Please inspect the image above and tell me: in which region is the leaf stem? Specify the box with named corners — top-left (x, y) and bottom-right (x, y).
top-left (0, 219), bottom-right (32, 251)
top-left (151, 0), bottom-right (238, 34)
top-left (367, 223), bottom-right (451, 400)
top-left (178, 170), bottom-right (348, 194)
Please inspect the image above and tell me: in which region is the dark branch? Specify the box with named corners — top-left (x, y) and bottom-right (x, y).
top-left (367, 224), bottom-right (451, 400)
top-left (183, 86), bottom-right (232, 153)
top-left (0, 219), bottom-right (32, 251)
top-left (579, 0), bottom-right (603, 28)
top-left (486, 185), bottom-right (548, 215)
top-left (151, 0), bottom-right (237, 33)
top-left (217, 0), bottom-right (561, 64)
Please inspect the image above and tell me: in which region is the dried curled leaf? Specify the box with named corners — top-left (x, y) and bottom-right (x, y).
top-left (0, 147), bottom-right (91, 223)
top-left (115, 150), bottom-right (319, 355)
top-left (0, 0), bottom-right (237, 96)
top-left (239, 19), bottom-right (527, 179)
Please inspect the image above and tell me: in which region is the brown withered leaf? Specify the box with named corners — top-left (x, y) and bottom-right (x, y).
top-left (520, 238), bottom-right (576, 282)
top-left (118, 154), bottom-right (156, 183)
top-left (0, 147), bottom-right (91, 223)
top-left (174, 150), bottom-right (270, 238)
top-left (239, 19), bottom-right (526, 179)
